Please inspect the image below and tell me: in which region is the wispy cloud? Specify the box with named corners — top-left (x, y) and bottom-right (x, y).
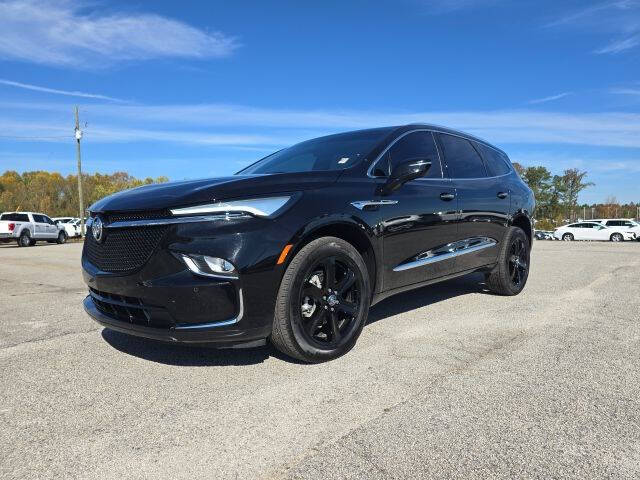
top-left (420, 0), bottom-right (501, 14)
top-left (546, 0), bottom-right (640, 55)
top-left (528, 92), bottom-right (572, 105)
top-left (609, 87), bottom-right (640, 95)
top-left (0, 79), bottom-right (125, 102)
top-left (0, 0), bottom-right (240, 68)
top-left (595, 33), bottom-right (640, 54)
top-left (2, 101), bottom-right (640, 149)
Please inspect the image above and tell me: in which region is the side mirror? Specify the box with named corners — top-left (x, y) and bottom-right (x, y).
top-left (378, 158), bottom-right (431, 196)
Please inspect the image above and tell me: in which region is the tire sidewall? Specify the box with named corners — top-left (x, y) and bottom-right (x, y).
top-left (563, 233), bottom-right (573, 241)
top-left (57, 231), bottom-right (66, 244)
top-left (284, 239), bottom-right (371, 362)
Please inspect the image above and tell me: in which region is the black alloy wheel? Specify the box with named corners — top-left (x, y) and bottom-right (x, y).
top-left (271, 236), bottom-right (371, 363)
top-left (508, 237), bottom-right (528, 289)
top-left (486, 226), bottom-right (530, 296)
top-left (298, 256), bottom-right (362, 347)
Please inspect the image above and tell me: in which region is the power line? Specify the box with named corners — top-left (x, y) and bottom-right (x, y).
top-left (0, 135), bottom-right (73, 139)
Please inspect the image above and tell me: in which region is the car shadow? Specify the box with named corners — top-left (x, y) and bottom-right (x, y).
top-left (367, 272), bottom-right (490, 325)
top-left (101, 272), bottom-right (489, 366)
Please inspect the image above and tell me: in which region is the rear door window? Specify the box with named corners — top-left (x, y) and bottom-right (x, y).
top-left (438, 133), bottom-right (487, 179)
top-left (33, 214), bottom-right (46, 223)
top-left (474, 143), bottom-right (511, 176)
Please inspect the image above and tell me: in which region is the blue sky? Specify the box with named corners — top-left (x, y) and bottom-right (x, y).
top-left (1, 0), bottom-right (639, 203)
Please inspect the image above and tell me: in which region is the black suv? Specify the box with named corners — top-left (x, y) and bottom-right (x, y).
top-left (82, 124), bottom-right (534, 362)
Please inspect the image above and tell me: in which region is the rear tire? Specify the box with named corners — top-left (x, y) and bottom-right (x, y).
top-left (562, 233), bottom-right (574, 241)
top-left (610, 233), bottom-right (623, 242)
top-left (56, 231), bottom-right (67, 244)
top-left (270, 237), bottom-right (371, 363)
top-left (17, 231), bottom-right (31, 247)
top-left (486, 226), bottom-right (530, 296)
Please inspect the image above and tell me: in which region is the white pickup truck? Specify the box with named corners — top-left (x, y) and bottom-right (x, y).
top-left (0, 212), bottom-right (67, 247)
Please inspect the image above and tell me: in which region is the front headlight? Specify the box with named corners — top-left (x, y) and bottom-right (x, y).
top-left (170, 195), bottom-right (293, 218)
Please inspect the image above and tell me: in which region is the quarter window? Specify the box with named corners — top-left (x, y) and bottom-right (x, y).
top-left (438, 133), bottom-right (487, 179)
top-left (474, 142), bottom-right (511, 176)
top-left (373, 131), bottom-right (442, 178)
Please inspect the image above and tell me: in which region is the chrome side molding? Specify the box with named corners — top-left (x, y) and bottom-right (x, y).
top-left (350, 200), bottom-right (399, 210)
top-left (393, 236), bottom-right (497, 272)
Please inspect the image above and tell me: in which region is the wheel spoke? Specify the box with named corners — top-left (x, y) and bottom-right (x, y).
top-left (302, 284), bottom-right (323, 301)
top-left (337, 300), bottom-right (357, 317)
top-left (328, 312), bottom-right (341, 342)
top-left (305, 310), bottom-right (325, 335)
top-left (336, 269), bottom-right (356, 296)
top-left (323, 257), bottom-right (336, 289)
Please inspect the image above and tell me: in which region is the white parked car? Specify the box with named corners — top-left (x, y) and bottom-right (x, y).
top-left (591, 219), bottom-right (640, 240)
top-left (52, 217), bottom-right (81, 238)
top-left (553, 222), bottom-right (637, 242)
top-left (0, 212), bottom-right (67, 247)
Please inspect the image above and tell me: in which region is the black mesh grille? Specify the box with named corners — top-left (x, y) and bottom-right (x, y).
top-left (103, 210), bottom-right (171, 223)
top-left (83, 225), bottom-right (168, 273)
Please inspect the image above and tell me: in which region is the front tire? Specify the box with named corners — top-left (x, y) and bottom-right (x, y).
top-left (562, 233), bottom-right (574, 241)
top-left (56, 231), bottom-right (67, 244)
top-left (486, 226), bottom-right (530, 296)
top-left (610, 233), bottom-right (623, 242)
top-left (270, 237), bottom-right (371, 363)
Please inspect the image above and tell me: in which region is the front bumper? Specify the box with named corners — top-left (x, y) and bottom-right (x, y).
top-left (81, 215), bottom-right (289, 346)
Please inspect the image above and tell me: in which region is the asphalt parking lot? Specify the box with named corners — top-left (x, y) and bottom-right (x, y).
top-left (1, 240), bottom-right (639, 479)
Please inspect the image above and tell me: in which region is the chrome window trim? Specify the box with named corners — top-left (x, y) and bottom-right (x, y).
top-left (173, 289), bottom-right (244, 330)
top-left (367, 128), bottom-right (512, 181)
top-left (393, 237), bottom-right (497, 272)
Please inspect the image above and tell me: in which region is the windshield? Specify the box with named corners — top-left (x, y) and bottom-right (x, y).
top-left (237, 128), bottom-right (393, 175)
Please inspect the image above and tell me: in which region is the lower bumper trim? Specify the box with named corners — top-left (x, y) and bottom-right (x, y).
top-left (84, 296), bottom-right (270, 345)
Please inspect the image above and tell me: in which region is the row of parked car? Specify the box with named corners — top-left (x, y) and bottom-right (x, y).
top-left (0, 211), bottom-right (84, 247)
top-left (535, 218), bottom-right (640, 242)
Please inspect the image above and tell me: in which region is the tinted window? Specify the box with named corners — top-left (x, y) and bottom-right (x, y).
top-left (238, 128), bottom-right (392, 174)
top-left (568, 224), bottom-right (583, 228)
top-left (474, 142), bottom-right (511, 176)
top-left (1, 213), bottom-right (29, 222)
top-left (33, 214), bottom-right (46, 223)
top-left (606, 221), bottom-right (620, 226)
top-left (439, 134), bottom-right (487, 178)
top-left (373, 131), bottom-right (442, 178)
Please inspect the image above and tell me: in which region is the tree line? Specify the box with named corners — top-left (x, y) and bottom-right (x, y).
top-left (0, 170), bottom-right (168, 217)
top-left (511, 164), bottom-right (639, 230)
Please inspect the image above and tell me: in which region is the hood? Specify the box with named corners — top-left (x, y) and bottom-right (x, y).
top-left (89, 171), bottom-right (341, 212)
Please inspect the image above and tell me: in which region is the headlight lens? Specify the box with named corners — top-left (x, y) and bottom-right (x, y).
top-left (170, 196), bottom-right (292, 218)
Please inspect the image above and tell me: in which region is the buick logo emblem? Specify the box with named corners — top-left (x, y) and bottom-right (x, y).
top-left (92, 216), bottom-right (105, 243)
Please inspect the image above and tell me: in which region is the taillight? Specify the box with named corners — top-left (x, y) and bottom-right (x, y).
top-left (8, 223), bottom-right (15, 232)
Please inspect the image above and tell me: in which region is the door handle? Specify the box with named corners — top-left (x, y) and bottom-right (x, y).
top-left (497, 192), bottom-right (508, 199)
top-left (439, 192), bottom-right (455, 201)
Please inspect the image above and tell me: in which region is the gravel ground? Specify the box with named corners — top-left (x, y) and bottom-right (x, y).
top-left (1, 240), bottom-right (639, 479)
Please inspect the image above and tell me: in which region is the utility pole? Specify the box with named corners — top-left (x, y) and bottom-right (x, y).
top-left (75, 106), bottom-right (85, 236)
